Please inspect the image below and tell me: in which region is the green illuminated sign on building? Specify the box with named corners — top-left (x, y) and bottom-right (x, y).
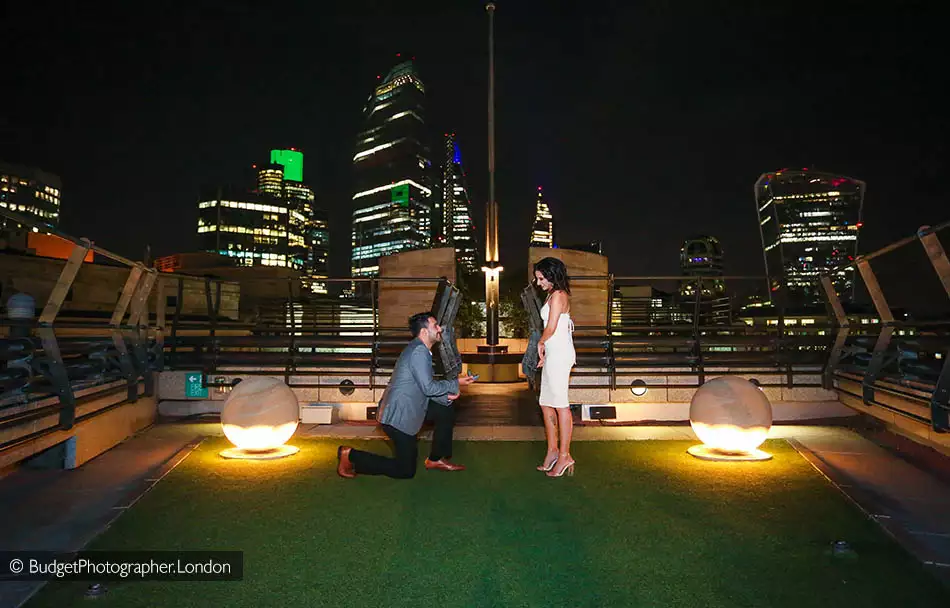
top-left (391, 184), bottom-right (409, 207)
top-left (270, 149), bottom-right (304, 182)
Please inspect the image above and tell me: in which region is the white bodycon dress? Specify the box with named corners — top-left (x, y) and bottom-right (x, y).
top-left (538, 300), bottom-right (576, 408)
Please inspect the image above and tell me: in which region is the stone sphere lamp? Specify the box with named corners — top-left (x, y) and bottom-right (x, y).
top-left (219, 377), bottom-right (300, 460)
top-left (687, 376), bottom-right (773, 461)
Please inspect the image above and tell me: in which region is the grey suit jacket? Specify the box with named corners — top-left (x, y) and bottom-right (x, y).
top-left (377, 338), bottom-right (460, 436)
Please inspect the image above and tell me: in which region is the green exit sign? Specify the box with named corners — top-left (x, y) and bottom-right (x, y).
top-left (185, 373), bottom-right (208, 398)
top-left (391, 184), bottom-right (409, 207)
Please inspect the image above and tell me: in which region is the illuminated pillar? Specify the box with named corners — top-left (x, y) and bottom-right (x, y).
top-left (483, 1), bottom-right (503, 347)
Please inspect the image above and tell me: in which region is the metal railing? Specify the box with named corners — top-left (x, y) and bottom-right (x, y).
top-left (608, 274), bottom-right (831, 391)
top-left (818, 222), bottom-right (950, 433)
top-left (162, 276), bottom-right (451, 392)
top-left (519, 273), bottom-right (835, 391)
top-left (0, 208), bottom-right (173, 455)
top-left (3, 203), bottom-right (948, 442)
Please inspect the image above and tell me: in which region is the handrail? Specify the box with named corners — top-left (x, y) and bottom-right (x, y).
top-left (5, 204), bottom-right (948, 441)
top-left (1, 211), bottom-right (167, 455)
top-left (611, 275), bottom-right (768, 281)
top-left (828, 219), bottom-right (950, 274)
top-left (817, 217), bottom-right (950, 433)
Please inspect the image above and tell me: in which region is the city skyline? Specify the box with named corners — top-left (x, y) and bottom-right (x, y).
top-left (3, 1), bottom-right (947, 311)
top-left (193, 147), bottom-right (329, 292)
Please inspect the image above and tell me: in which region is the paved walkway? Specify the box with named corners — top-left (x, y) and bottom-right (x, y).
top-left (0, 420), bottom-right (948, 607)
top-left (452, 383), bottom-right (542, 426)
top-left (787, 428), bottom-right (950, 587)
top-left (0, 424), bottom-right (207, 608)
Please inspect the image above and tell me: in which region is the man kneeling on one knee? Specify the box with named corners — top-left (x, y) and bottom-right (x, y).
top-left (337, 312), bottom-right (475, 479)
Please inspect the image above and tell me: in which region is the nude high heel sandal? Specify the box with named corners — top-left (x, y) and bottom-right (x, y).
top-left (546, 458), bottom-right (575, 477)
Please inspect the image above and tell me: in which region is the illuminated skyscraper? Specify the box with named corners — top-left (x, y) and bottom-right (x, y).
top-left (441, 133), bottom-right (479, 274)
top-left (754, 169), bottom-right (864, 305)
top-left (306, 203), bottom-right (330, 294)
top-left (0, 161), bottom-right (61, 229)
top-left (257, 164), bottom-right (284, 197)
top-left (679, 235), bottom-right (725, 298)
top-left (679, 235), bottom-right (730, 324)
top-left (351, 58), bottom-right (435, 279)
top-left (529, 187), bottom-right (554, 248)
top-left (196, 149), bottom-right (329, 293)
top-left (270, 149), bottom-right (329, 294)
top-left (197, 186), bottom-right (305, 269)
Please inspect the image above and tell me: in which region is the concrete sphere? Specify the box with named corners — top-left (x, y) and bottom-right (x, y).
top-left (689, 376), bottom-right (772, 454)
top-left (221, 377), bottom-right (299, 450)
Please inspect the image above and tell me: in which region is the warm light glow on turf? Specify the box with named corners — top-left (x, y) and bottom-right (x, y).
top-left (222, 422), bottom-right (299, 451)
top-left (690, 422), bottom-right (769, 454)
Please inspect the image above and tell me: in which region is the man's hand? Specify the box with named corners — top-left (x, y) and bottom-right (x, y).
top-left (447, 393), bottom-right (460, 401)
top-left (459, 375), bottom-right (475, 386)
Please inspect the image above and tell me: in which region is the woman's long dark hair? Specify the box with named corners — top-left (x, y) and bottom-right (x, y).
top-left (533, 257), bottom-right (571, 295)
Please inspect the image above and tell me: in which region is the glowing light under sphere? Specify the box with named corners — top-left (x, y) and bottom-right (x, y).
top-left (221, 377), bottom-right (299, 451)
top-left (689, 377), bottom-right (772, 454)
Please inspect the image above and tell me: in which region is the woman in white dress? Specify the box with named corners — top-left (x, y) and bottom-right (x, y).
top-left (533, 257), bottom-right (576, 477)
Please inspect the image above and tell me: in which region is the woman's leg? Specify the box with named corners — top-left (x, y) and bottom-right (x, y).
top-left (546, 407), bottom-right (574, 476)
top-left (538, 405), bottom-right (559, 470)
top-left (555, 406), bottom-right (573, 462)
top-left (548, 364), bottom-right (575, 476)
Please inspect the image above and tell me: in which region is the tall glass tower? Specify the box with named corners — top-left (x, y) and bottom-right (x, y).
top-left (754, 169), bottom-right (865, 306)
top-left (350, 58), bottom-right (435, 279)
top-left (529, 186), bottom-right (554, 248)
top-left (441, 133), bottom-right (479, 274)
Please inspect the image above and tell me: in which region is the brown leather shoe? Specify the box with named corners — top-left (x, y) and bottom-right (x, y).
top-left (424, 458), bottom-right (466, 471)
top-left (337, 446), bottom-right (356, 478)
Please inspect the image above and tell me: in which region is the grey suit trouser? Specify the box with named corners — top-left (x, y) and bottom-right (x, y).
top-left (349, 403), bottom-right (455, 479)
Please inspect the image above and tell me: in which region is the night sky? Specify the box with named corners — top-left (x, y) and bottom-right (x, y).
top-left (4, 1), bottom-right (948, 306)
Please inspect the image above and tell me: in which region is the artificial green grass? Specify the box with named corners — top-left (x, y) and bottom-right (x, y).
top-left (28, 438), bottom-right (950, 607)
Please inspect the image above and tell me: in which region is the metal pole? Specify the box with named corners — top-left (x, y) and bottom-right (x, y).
top-left (287, 278), bottom-right (296, 383)
top-left (693, 278), bottom-right (704, 384)
top-left (487, 2), bottom-right (496, 261)
top-left (483, 1), bottom-right (502, 347)
top-left (607, 274), bottom-right (616, 390)
top-left (154, 276), bottom-right (166, 370)
top-left (370, 277), bottom-right (377, 390)
top-left (169, 277), bottom-right (183, 368)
